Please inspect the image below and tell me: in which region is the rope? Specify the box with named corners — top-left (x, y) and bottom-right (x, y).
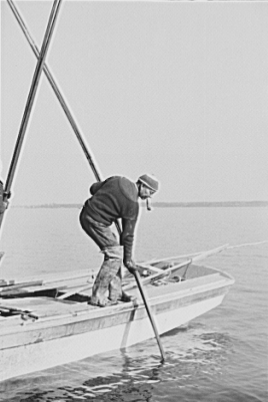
top-left (226, 240), bottom-right (268, 250)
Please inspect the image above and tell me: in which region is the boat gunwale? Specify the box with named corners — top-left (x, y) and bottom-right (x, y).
top-left (0, 267), bottom-right (234, 340)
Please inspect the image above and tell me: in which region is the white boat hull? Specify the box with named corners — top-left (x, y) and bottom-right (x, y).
top-left (0, 267), bottom-right (233, 382)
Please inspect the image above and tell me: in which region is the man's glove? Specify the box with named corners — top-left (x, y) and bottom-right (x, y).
top-left (124, 259), bottom-right (137, 275)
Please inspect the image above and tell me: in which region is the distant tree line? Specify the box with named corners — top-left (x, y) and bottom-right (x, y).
top-left (13, 201), bottom-right (268, 208)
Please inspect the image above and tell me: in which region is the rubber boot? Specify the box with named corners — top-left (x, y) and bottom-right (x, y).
top-left (90, 246), bottom-right (122, 307)
top-left (90, 261), bottom-right (114, 307)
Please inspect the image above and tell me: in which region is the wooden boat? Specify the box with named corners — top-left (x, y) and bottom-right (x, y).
top-left (0, 1), bottom-right (234, 382)
top-left (0, 245), bottom-right (234, 382)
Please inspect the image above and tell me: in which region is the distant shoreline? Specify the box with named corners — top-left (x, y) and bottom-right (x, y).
top-left (12, 201), bottom-right (268, 209)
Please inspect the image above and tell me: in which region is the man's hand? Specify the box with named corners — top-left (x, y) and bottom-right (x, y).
top-left (124, 259), bottom-right (137, 275)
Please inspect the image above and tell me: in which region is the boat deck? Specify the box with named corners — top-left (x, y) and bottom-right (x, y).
top-left (0, 263), bottom-right (231, 326)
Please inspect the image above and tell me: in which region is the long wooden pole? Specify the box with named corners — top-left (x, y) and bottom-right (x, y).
top-left (0, 0), bottom-right (62, 232)
top-left (6, 0), bottom-right (122, 236)
top-left (133, 270), bottom-right (165, 362)
top-left (4, 0), bottom-right (164, 361)
top-left (6, 0), bottom-right (101, 182)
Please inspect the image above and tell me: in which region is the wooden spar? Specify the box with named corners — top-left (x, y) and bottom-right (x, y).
top-left (133, 270), bottom-right (165, 362)
top-left (136, 263), bottom-right (163, 274)
top-left (6, 0), bottom-right (122, 236)
top-left (0, 280), bottom-right (43, 291)
top-left (57, 284), bottom-right (91, 300)
top-left (0, 305), bottom-right (38, 320)
top-left (0, 0), bottom-right (62, 232)
top-left (141, 244), bottom-right (228, 266)
top-left (148, 243), bottom-right (229, 279)
top-left (124, 244), bottom-right (229, 291)
top-left (6, 0), bottom-right (100, 182)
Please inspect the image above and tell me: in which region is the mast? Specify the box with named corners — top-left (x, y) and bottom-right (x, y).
top-left (0, 0), bottom-right (63, 233)
top-left (6, 0), bottom-right (101, 183)
top-left (5, 0), bottom-right (122, 236)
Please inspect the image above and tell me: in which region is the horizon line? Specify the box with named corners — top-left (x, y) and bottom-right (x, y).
top-left (10, 200), bottom-right (268, 208)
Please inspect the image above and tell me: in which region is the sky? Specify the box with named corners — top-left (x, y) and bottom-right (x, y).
top-left (1, 0), bottom-right (268, 205)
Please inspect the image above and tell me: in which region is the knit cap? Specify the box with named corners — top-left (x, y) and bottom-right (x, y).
top-left (138, 174), bottom-right (159, 192)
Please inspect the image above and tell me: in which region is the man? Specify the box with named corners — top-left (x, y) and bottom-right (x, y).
top-left (79, 174), bottom-right (159, 307)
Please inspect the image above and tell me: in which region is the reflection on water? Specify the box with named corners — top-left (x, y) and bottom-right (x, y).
top-left (1, 322), bottom-right (265, 402)
top-left (0, 323), bottom-right (238, 402)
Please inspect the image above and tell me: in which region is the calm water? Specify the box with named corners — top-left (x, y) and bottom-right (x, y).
top-left (0, 206), bottom-right (267, 401)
